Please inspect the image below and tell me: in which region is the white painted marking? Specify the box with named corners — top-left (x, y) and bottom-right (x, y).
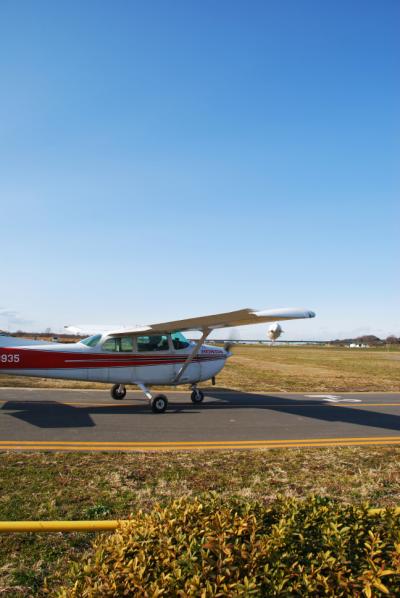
top-left (304, 394), bottom-right (362, 403)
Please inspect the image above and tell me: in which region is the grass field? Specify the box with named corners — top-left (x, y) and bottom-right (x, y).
top-left (1, 447), bottom-right (400, 595)
top-left (1, 344), bottom-right (399, 393)
top-left (220, 345), bottom-right (400, 392)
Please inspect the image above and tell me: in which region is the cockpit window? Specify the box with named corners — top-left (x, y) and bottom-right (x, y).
top-left (137, 335), bottom-right (169, 352)
top-left (102, 338), bottom-right (119, 352)
top-left (80, 334), bottom-right (101, 347)
top-left (120, 337), bottom-right (133, 351)
top-left (102, 337), bottom-right (133, 352)
top-left (171, 331), bottom-right (189, 350)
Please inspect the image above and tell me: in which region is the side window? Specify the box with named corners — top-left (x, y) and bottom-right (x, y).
top-left (171, 331), bottom-right (190, 350)
top-left (102, 337), bottom-right (134, 352)
top-left (102, 338), bottom-right (119, 352)
top-left (137, 335), bottom-right (169, 352)
top-left (120, 337), bottom-right (133, 352)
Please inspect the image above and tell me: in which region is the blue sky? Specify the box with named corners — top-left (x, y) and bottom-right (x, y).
top-left (1, 1), bottom-right (399, 339)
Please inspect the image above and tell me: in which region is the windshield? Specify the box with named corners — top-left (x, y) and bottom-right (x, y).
top-left (171, 331), bottom-right (190, 350)
top-left (80, 334), bottom-right (102, 347)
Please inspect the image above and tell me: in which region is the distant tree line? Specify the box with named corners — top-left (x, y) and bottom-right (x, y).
top-left (331, 335), bottom-right (400, 346)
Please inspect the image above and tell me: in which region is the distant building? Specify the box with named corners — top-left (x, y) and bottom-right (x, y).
top-left (348, 343), bottom-right (369, 348)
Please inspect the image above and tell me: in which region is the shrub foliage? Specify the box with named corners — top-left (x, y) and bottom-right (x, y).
top-left (58, 495), bottom-right (400, 597)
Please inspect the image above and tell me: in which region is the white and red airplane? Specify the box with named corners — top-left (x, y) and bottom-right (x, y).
top-left (0, 306), bottom-right (315, 413)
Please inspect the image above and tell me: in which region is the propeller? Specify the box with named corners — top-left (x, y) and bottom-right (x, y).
top-left (224, 328), bottom-right (240, 353)
top-left (268, 323), bottom-right (283, 342)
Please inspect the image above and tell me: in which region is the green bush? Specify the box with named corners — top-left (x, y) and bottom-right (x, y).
top-left (58, 495), bottom-right (400, 597)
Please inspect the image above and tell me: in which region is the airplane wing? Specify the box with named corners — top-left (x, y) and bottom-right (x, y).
top-left (109, 307), bottom-right (315, 337)
top-left (64, 324), bottom-right (150, 336)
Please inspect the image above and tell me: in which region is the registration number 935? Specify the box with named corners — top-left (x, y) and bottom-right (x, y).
top-left (1, 354), bottom-right (20, 363)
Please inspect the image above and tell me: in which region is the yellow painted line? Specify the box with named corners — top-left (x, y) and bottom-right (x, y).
top-left (1, 435), bottom-right (400, 446)
top-left (1, 441), bottom-right (400, 451)
top-left (0, 436), bottom-right (400, 451)
top-left (0, 438), bottom-right (400, 451)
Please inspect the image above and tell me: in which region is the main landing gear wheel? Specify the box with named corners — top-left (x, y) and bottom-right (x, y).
top-left (151, 394), bottom-right (168, 413)
top-left (191, 389), bottom-right (204, 403)
top-left (111, 384), bottom-right (126, 400)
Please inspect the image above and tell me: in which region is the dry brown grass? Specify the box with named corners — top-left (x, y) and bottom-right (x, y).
top-left (1, 447), bottom-right (400, 596)
top-left (219, 345), bottom-right (400, 392)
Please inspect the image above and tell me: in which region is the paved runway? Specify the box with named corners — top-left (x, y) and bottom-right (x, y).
top-left (1, 388), bottom-right (400, 450)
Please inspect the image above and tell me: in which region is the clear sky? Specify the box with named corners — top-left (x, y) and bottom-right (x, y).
top-left (1, 1), bottom-right (399, 340)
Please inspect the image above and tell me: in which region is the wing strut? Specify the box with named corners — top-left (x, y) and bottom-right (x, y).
top-left (173, 328), bottom-right (210, 384)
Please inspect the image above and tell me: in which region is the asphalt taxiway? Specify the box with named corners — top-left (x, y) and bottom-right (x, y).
top-left (1, 388), bottom-right (400, 451)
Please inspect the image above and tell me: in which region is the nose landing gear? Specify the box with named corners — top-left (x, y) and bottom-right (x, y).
top-left (190, 385), bottom-right (204, 403)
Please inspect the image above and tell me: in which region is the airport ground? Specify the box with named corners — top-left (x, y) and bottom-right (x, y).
top-left (0, 345), bottom-right (399, 595)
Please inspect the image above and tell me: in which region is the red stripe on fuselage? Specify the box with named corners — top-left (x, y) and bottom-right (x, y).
top-left (0, 347), bottom-right (225, 370)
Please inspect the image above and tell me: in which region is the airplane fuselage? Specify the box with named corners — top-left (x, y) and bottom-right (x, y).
top-left (0, 336), bottom-right (227, 386)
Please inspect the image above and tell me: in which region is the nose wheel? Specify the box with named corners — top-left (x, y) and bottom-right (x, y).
top-left (111, 384), bottom-right (126, 400)
top-left (191, 387), bottom-right (204, 403)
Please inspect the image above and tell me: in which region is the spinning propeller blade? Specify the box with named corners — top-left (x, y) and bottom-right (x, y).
top-left (224, 328), bottom-right (240, 353)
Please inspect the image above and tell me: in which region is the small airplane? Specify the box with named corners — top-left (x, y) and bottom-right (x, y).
top-left (0, 306), bottom-right (315, 413)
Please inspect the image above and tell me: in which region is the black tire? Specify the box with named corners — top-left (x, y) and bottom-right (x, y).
top-left (151, 394), bottom-right (168, 413)
top-left (191, 389), bottom-right (204, 403)
top-left (111, 384), bottom-right (126, 400)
